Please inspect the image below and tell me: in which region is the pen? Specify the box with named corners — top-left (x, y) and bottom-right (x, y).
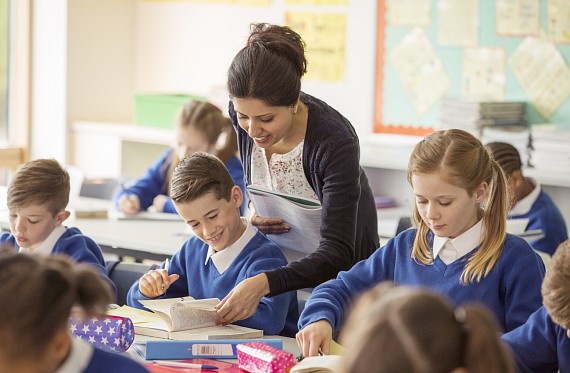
top-left (152, 361), bottom-right (219, 370)
top-left (162, 258), bottom-right (170, 291)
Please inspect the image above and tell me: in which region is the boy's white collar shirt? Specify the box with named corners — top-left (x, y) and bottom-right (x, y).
top-left (433, 219), bottom-right (483, 265)
top-left (55, 337), bottom-right (93, 373)
top-left (509, 178), bottom-right (540, 216)
top-left (18, 225), bottom-right (65, 255)
top-left (205, 218), bottom-right (255, 274)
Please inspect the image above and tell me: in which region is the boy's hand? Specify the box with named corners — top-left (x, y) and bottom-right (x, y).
top-left (152, 195), bottom-right (169, 212)
top-left (139, 269), bottom-right (180, 298)
top-left (118, 195), bottom-right (140, 215)
top-left (215, 274), bottom-right (270, 324)
top-left (296, 320), bottom-right (333, 358)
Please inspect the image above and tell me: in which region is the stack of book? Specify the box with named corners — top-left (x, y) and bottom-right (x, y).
top-left (481, 126), bottom-right (531, 167)
top-left (530, 124), bottom-right (570, 173)
top-left (439, 98), bottom-right (526, 135)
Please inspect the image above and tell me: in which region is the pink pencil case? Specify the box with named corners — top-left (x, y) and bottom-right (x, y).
top-left (237, 341), bottom-right (295, 373)
top-left (68, 314), bottom-right (135, 352)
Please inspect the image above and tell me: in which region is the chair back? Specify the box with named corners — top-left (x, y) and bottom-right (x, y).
top-left (106, 260), bottom-right (158, 306)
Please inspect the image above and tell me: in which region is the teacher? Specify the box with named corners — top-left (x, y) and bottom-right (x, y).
top-left (216, 23), bottom-right (379, 324)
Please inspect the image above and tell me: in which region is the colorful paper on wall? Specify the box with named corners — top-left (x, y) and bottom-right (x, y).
top-left (285, 12), bottom-right (346, 82)
top-left (285, 0), bottom-right (348, 5)
top-left (438, 0), bottom-right (479, 46)
top-left (389, 28), bottom-right (451, 116)
top-left (496, 0), bottom-right (540, 37)
top-left (548, 0), bottom-right (570, 44)
top-left (387, 0), bottom-right (431, 28)
top-left (461, 47), bottom-right (506, 101)
top-left (509, 36), bottom-right (570, 119)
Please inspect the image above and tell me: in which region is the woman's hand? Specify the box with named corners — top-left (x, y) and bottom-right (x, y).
top-left (216, 273), bottom-right (270, 324)
top-left (152, 195), bottom-right (169, 212)
top-left (296, 320), bottom-right (333, 357)
top-left (250, 213), bottom-right (289, 235)
top-left (138, 269), bottom-right (180, 298)
top-left (118, 195), bottom-right (140, 215)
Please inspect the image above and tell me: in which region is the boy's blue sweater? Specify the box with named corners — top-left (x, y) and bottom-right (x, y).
top-left (127, 231), bottom-right (299, 337)
top-left (510, 189), bottom-right (568, 256)
top-left (113, 148), bottom-right (247, 215)
top-left (298, 229), bottom-right (545, 333)
top-left (502, 306), bottom-right (570, 373)
top-left (0, 227), bottom-right (115, 296)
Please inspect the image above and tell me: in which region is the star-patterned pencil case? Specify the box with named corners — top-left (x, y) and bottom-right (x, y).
top-left (68, 314), bottom-right (135, 352)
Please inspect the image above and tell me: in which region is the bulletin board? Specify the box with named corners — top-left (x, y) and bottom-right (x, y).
top-left (374, 0), bottom-right (570, 135)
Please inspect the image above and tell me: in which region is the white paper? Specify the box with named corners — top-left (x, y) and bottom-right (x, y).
top-left (461, 47), bottom-right (506, 100)
top-left (548, 0), bottom-right (570, 44)
top-left (387, 0), bottom-right (432, 28)
top-left (389, 28), bottom-right (451, 115)
top-left (496, 0), bottom-right (540, 37)
top-left (438, 0), bottom-right (479, 46)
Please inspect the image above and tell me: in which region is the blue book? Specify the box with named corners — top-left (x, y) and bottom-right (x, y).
top-left (132, 339), bottom-right (284, 360)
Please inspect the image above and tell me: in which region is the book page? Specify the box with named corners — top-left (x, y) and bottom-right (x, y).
top-left (170, 300), bottom-right (218, 331)
top-left (290, 355), bottom-right (345, 373)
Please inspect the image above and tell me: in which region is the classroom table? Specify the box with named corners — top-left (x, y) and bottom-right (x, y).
top-left (0, 189), bottom-right (189, 261)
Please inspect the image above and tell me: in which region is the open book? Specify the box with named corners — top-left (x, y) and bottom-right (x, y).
top-left (290, 355), bottom-right (345, 373)
top-left (133, 297), bottom-right (263, 340)
top-left (247, 185), bottom-right (322, 255)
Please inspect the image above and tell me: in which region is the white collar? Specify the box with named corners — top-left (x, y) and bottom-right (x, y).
top-left (55, 337), bottom-right (94, 373)
top-left (510, 178), bottom-right (540, 216)
top-left (205, 218), bottom-right (255, 274)
top-left (18, 225), bottom-right (66, 255)
top-left (433, 219), bottom-right (483, 263)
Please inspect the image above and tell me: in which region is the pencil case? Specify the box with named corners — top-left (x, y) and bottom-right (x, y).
top-left (68, 314), bottom-right (135, 352)
top-left (236, 341), bottom-right (295, 373)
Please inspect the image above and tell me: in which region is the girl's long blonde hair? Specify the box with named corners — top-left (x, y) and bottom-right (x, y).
top-left (407, 129), bottom-right (508, 283)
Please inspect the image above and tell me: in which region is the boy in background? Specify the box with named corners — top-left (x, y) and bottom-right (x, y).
top-left (0, 158), bottom-right (115, 295)
top-left (127, 153), bottom-right (298, 337)
top-left (487, 142), bottom-right (567, 257)
top-left (502, 239), bottom-right (570, 372)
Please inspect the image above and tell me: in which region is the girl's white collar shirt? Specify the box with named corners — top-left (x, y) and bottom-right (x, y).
top-left (510, 178), bottom-right (540, 216)
top-left (432, 219), bottom-right (483, 263)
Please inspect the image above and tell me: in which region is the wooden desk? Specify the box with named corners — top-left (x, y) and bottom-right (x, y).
top-left (0, 193), bottom-right (189, 261)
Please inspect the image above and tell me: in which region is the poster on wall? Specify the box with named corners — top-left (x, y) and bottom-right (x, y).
top-left (496, 0), bottom-right (540, 37)
top-left (389, 28), bottom-right (450, 116)
top-left (438, 0), bottom-right (479, 46)
top-left (285, 0), bottom-right (348, 4)
top-left (386, 0), bottom-right (431, 28)
top-left (548, 0), bottom-right (570, 44)
top-left (461, 47), bottom-right (506, 101)
top-left (285, 12), bottom-right (346, 82)
top-left (509, 36), bottom-right (570, 119)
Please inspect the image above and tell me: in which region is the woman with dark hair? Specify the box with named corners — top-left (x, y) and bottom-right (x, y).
top-left (216, 23), bottom-right (379, 324)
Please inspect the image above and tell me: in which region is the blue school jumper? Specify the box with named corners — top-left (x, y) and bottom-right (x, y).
top-left (298, 229), bottom-right (545, 333)
top-left (113, 148), bottom-right (247, 215)
top-left (84, 347), bottom-right (149, 373)
top-left (127, 231), bottom-right (299, 337)
top-left (0, 227), bottom-right (115, 296)
top-left (502, 306), bottom-right (570, 373)
top-left (510, 189), bottom-right (568, 256)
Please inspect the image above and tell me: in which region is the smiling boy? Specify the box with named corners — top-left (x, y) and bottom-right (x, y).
top-left (126, 152), bottom-right (298, 337)
top-left (0, 158), bottom-right (114, 295)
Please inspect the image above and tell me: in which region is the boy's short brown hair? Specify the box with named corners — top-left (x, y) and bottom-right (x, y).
top-left (542, 239), bottom-right (570, 330)
top-left (170, 152), bottom-right (235, 204)
top-left (7, 159), bottom-right (70, 216)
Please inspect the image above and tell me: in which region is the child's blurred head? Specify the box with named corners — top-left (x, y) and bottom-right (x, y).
top-left (0, 251), bottom-right (112, 372)
top-left (175, 100), bottom-right (234, 160)
top-left (340, 282), bottom-right (514, 373)
top-left (7, 159), bottom-right (71, 250)
top-left (170, 152), bottom-right (244, 251)
top-left (485, 141), bottom-right (524, 207)
top-left (542, 239), bottom-right (570, 334)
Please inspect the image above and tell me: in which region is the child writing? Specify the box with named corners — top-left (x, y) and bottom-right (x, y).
top-left (486, 141), bottom-right (568, 257)
top-left (0, 158), bottom-right (115, 295)
top-left (339, 282), bottom-right (514, 373)
top-left (502, 239), bottom-right (570, 372)
top-left (126, 152), bottom-right (298, 337)
top-left (114, 100), bottom-right (247, 216)
top-left (296, 129), bottom-right (545, 357)
top-left (0, 251), bottom-right (148, 373)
